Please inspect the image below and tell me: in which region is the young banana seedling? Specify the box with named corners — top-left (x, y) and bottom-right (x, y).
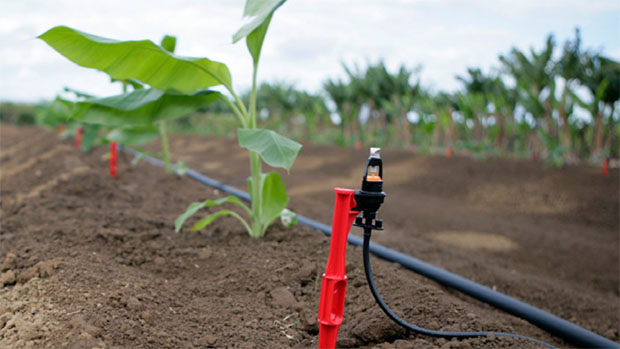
top-left (39, 0), bottom-right (300, 237)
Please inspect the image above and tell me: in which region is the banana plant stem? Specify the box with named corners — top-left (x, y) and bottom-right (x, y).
top-left (249, 150), bottom-right (262, 237)
top-left (248, 61), bottom-right (262, 237)
top-left (159, 120), bottom-right (171, 173)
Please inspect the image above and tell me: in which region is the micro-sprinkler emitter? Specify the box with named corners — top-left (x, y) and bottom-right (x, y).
top-left (317, 148), bottom-right (555, 349)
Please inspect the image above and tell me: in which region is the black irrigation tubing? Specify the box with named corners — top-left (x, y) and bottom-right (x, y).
top-left (126, 147), bottom-right (619, 349)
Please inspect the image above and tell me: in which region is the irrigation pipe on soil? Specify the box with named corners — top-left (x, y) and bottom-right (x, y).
top-left (128, 148), bottom-right (618, 348)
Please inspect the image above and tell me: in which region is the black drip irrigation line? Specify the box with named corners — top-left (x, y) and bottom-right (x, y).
top-left (127, 148), bottom-right (619, 349)
top-left (361, 229), bottom-right (555, 348)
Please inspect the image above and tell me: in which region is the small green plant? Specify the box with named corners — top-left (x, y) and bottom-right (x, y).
top-left (73, 81), bottom-right (218, 167)
top-left (52, 36), bottom-right (205, 172)
top-left (39, 0), bottom-right (300, 237)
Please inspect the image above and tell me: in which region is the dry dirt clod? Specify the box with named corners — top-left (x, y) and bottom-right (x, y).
top-left (70, 315), bottom-right (102, 337)
top-left (1, 253), bottom-right (17, 272)
top-left (140, 311), bottom-right (154, 325)
top-left (299, 310), bottom-right (318, 333)
top-left (269, 286), bottom-right (297, 308)
top-left (336, 336), bottom-right (359, 348)
top-left (204, 335), bottom-right (218, 346)
top-left (17, 266), bottom-right (38, 284)
top-left (396, 338), bottom-right (420, 348)
top-left (0, 312), bottom-right (12, 330)
top-left (125, 296), bottom-right (142, 311)
top-left (0, 270), bottom-right (16, 286)
top-left (36, 260), bottom-right (62, 278)
top-left (351, 315), bottom-right (406, 343)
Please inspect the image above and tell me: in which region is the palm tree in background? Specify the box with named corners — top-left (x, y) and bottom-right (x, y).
top-left (324, 77), bottom-right (357, 146)
top-left (574, 54), bottom-right (620, 157)
top-left (168, 28), bottom-right (617, 162)
top-left (456, 68), bottom-right (490, 142)
top-left (555, 29), bottom-right (587, 155)
top-left (500, 36), bottom-right (557, 141)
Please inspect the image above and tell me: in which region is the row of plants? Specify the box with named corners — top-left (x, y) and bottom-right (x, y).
top-left (165, 29), bottom-right (619, 164)
top-left (5, 28), bottom-right (618, 166)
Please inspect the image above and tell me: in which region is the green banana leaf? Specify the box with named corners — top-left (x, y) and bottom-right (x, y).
top-left (38, 97), bottom-right (75, 126)
top-left (39, 26), bottom-right (232, 93)
top-left (63, 86), bottom-right (94, 99)
top-left (233, 0), bottom-right (285, 44)
top-left (74, 88), bottom-right (219, 127)
top-left (246, 171), bottom-right (289, 235)
top-left (237, 128), bottom-right (302, 171)
top-left (160, 35), bottom-right (177, 53)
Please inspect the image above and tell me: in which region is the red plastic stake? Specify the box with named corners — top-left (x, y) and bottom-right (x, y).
top-left (355, 140), bottom-right (363, 151)
top-left (318, 188), bottom-right (360, 349)
top-left (531, 151), bottom-right (537, 163)
top-left (602, 157), bottom-right (609, 175)
top-left (446, 146), bottom-right (453, 158)
top-left (75, 127), bottom-right (82, 149)
top-left (109, 142), bottom-right (118, 178)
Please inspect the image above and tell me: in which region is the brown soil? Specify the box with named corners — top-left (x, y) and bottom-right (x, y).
top-left (0, 124), bottom-right (618, 348)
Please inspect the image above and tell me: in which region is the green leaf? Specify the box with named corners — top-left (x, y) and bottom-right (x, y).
top-left (84, 89), bottom-right (164, 110)
top-left (75, 89), bottom-right (219, 126)
top-left (160, 35), bottom-right (177, 53)
top-left (191, 210), bottom-right (233, 231)
top-left (39, 26), bottom-right (233, 93)
top-left (246, 172), bottom-right (289, 235)
top-left (260, 171), bottom-right (289, 228)
top-left (174, 195), bottom-right (253, 233)
top-left (175, 201), bottom-right (206, 232)
top-left (110, 78), bottom-right (144, 90)
top-left (105, 126), bottom-right (159, 146)
top-left (191, 209), bottom-right (252, 234)
top-left (237, 128), bottom-right (302, 171)
top-left (233, 0), bottom-right (285, 44)
top-left (80, 124), bottom-right (101, 152)
top-left (39, 97), bottom-right (74, 126)
top-left (246, 14), bottom-right (272, 66)
top-left (203, 195), bottom-right (252, 216)
top-left (280, 208), bottom-right (297, 228)
top-left (242, 0), bottom-right (282, 16)
top-left (63, 86), bottom-right (93, 99)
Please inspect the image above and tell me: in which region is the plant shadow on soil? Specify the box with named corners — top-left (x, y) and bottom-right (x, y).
top-left (0, 124), bottom-right (617, 348)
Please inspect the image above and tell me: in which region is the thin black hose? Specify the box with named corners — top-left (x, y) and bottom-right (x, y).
top-left (362, 230), bottom-right (556, 348)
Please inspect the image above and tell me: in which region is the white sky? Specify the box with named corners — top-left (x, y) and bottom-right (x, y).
top-left (1, 0), bottom-right (619, 103)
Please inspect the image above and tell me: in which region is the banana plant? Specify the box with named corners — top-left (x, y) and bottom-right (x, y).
top-left (73, 86), bottom-right (219, 161)
top-left (37, 96), bottom-right (76, 131)
top-left (38, 93), bottom-right (98, 150)
top-left (39, 0), bottom-right (299, 237)
top-left (73, 35), bottom-right (199, 172)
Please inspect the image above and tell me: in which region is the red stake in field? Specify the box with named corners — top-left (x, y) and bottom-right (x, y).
top-left (109, 142), bottom-right (118, 178)
top-left (446, 146), bottom-right (453, 158)
top-left (602, 157), bottom-right (609, 175)
top-left (75, 127), bottom-right (82, 149)
top-left (355, 140), bottom-right (363, 151)
top-left (318, 188), bottom-right (360, 349)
